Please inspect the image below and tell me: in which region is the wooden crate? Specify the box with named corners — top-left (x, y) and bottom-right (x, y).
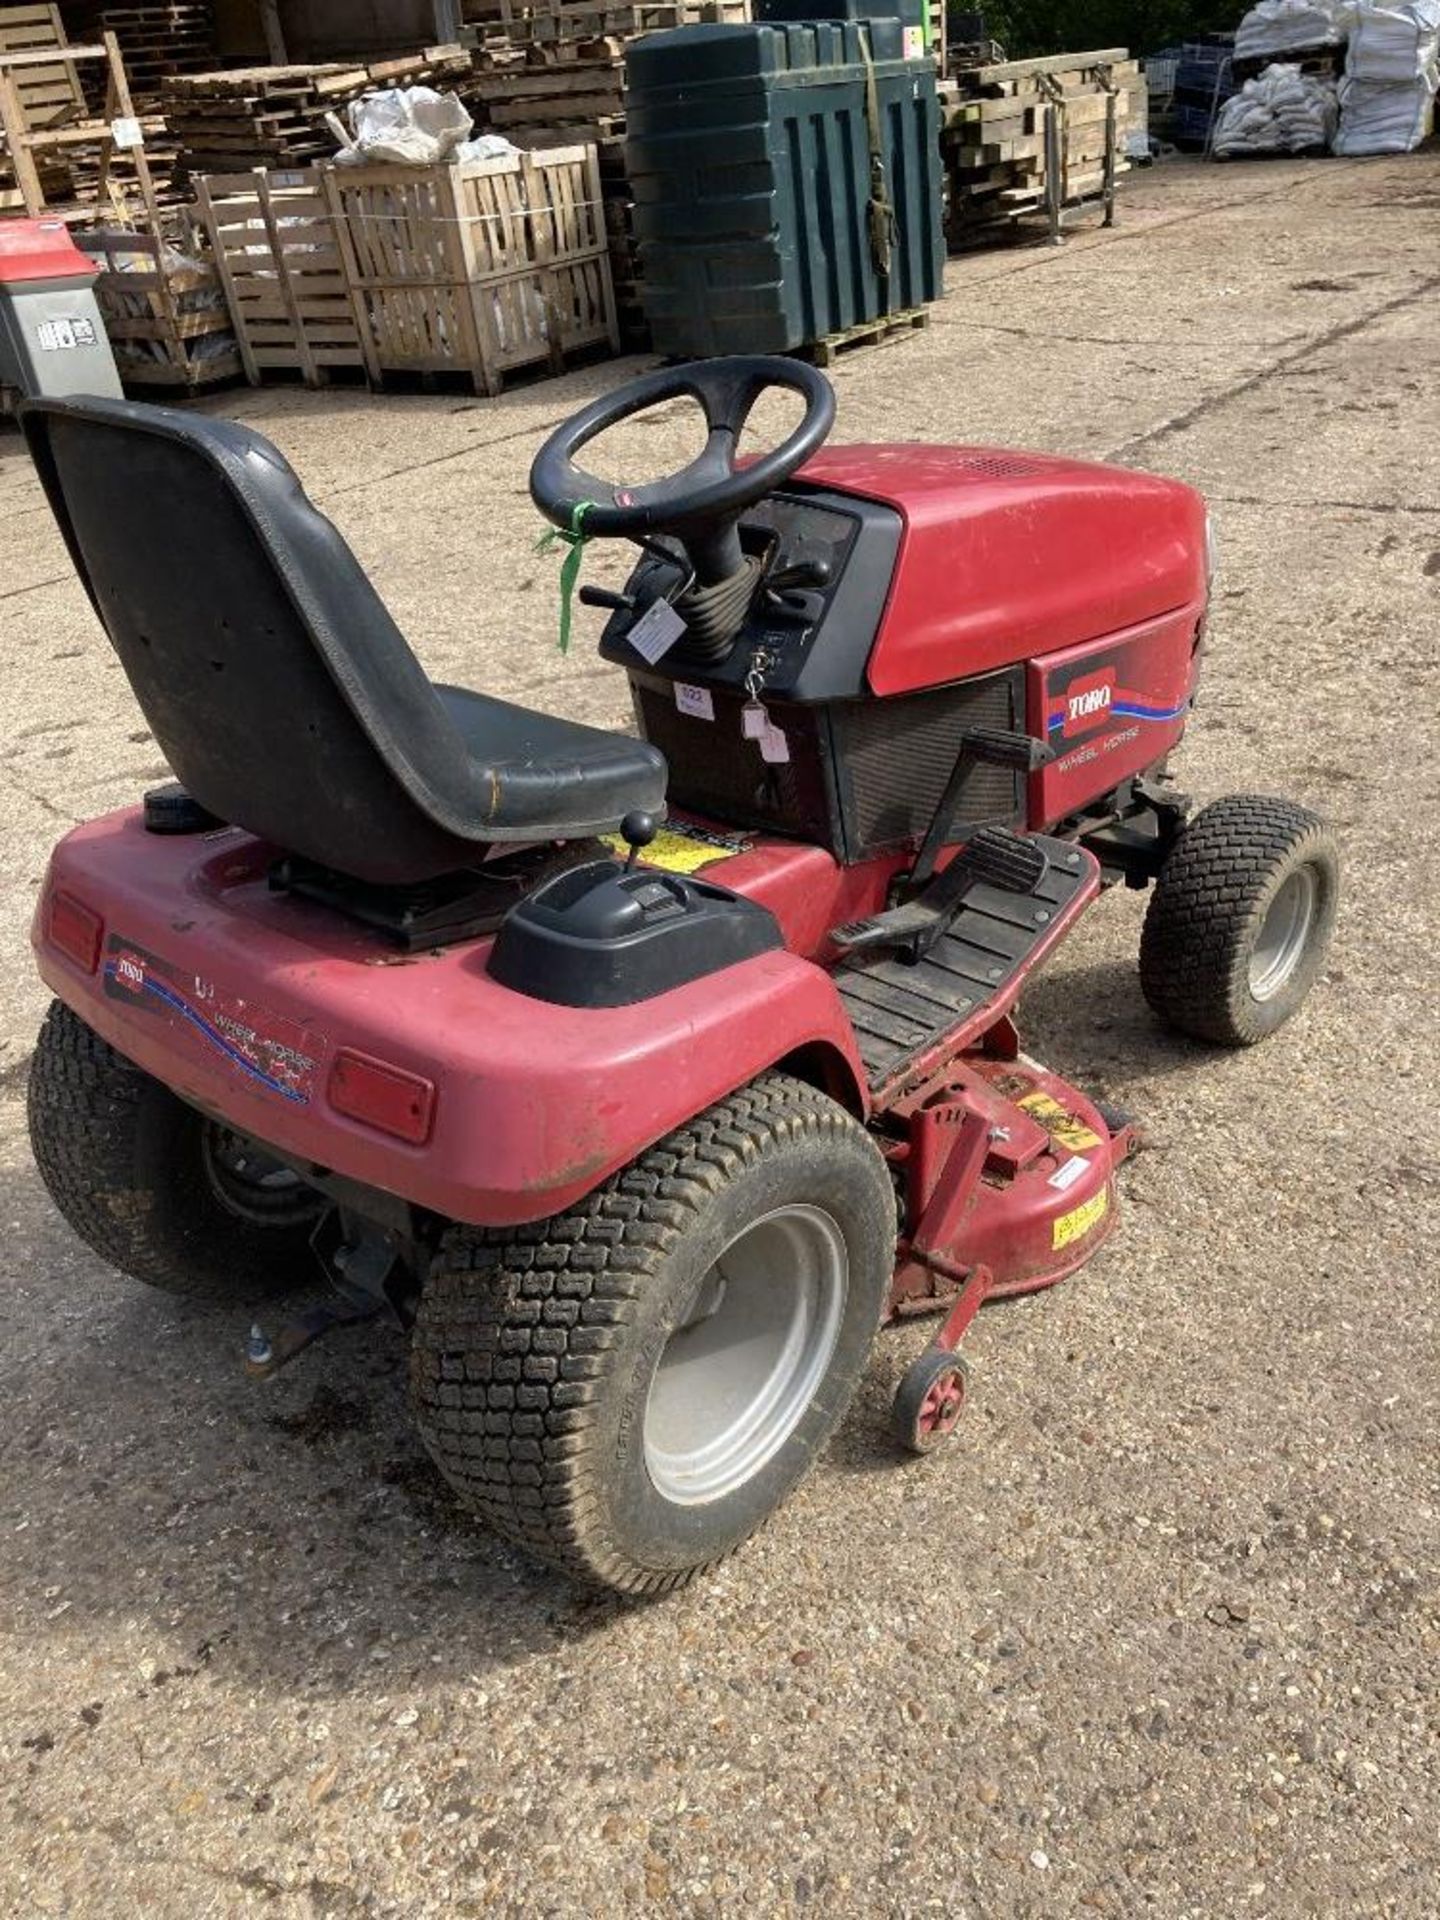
top-left (194, 166), bottom-right (364, 385)
top-left (75, 224), bottom-right (242, 388)
top-left (941, 49), bottom-right (1140, 247)
top-left (323, 147), bottom-right (618, 396)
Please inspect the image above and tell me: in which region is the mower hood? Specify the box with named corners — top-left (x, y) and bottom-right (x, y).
top-left (798, 444), bottom-right (1209, 696)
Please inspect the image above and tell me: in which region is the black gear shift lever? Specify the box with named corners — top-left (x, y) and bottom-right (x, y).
top-left (620, 810), bottom-right (659, 872)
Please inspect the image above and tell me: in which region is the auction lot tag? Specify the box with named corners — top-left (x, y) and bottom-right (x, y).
top-left (674, 682), bottom-right (714, 721)
top-left (628, 597), bottom-right (687, 665)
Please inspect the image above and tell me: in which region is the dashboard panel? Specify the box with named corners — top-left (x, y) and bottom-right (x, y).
top-left (597, 482), bottom-right (903, 703)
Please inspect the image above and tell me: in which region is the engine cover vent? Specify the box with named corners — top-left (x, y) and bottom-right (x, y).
top-left (955, 454), bottom-right (1049, 480)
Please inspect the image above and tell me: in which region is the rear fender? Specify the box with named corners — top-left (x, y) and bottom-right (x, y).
top-left (33, 812), bottom-right (870, 1228)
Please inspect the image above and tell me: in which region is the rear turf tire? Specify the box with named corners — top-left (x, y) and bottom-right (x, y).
top-left (409, 1071), bottom-right (895, 1594)
top-left (1139, 795), bottom-right (1338, 1046)
top-left (27, 1000), bottom-right (323, 1302)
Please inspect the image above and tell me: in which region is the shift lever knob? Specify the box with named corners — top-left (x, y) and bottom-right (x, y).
top-left (620, 810), bottom-right (658, 871)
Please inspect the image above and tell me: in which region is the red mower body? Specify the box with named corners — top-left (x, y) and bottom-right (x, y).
top-left (31, 433), bottom-right (1199, 1306)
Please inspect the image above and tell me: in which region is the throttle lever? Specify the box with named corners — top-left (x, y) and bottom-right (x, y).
top-left (578, 584), bottom-right (637, 613)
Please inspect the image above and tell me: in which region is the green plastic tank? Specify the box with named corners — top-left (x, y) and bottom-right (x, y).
top-left (625, 20), bottom-right (943, 357)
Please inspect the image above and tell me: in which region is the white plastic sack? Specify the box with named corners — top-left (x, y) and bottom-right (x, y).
top-left (338, 86), bottom-right (473, 165)
top-left (1213, 62), bottom-right (1340, 151)
top-left (1235, 0), bottom-right (1343, 58)
top-left (1336, 0), bottom-right (1440, 78)
top-left (1333, 1), bottom-right (1439, 149)
top-left (1333, 69), bottom-right (1437, 145)
top-left (454, 133), bottom-right (521, 163)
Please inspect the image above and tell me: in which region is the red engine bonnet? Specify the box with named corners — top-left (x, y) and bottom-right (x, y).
top-left (798, 443), bottom-right (1209, 696)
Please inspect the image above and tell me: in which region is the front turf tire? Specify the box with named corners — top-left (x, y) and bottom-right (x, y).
top-left (1139, 795), bottom-right (1339, 1046)
top-left (410, 1071), bottom-right (896, 1595)
top-left (27, 1000), bottom-right (323, 1302)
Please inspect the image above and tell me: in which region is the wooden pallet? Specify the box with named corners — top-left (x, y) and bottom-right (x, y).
top-left (803, 305), bottom-right (930, 366)
top-left (324, 146), bottom-right (619, 396)
top-left (194, 166), bottom-right (364, 386)
top-left (60, 3), bottom-right (216, 108)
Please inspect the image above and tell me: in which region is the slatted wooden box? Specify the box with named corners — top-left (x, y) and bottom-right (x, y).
top-left (75, 225), bottom-right (242, 389)
top-left (322, 147), bottom-right (619, 396)
top-left (193, 166), bottom-right (365, 385)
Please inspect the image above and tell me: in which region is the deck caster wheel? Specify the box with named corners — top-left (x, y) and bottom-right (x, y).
top-left (893, 1349), bottom-right (971, 1455)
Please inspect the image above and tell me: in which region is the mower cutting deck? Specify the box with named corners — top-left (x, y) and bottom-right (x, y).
top-left (22, 359), bottom-right (1338, 1593)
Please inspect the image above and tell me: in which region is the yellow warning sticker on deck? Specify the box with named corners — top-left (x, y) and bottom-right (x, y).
top-left (1018, 1090), bottom-right (1104, 1152)
top-left (1052, 1187), bottom-right (1109, 1251)
top-left (599, 826), bottom-right (747, 876)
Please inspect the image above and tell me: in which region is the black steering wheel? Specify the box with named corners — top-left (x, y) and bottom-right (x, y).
top-left (529, 356), bottom-right (835, 586)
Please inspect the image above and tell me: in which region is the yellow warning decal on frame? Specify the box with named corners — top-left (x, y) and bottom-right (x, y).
top-left (1018, 1090), bottom-right (1104, 1152)
top-left (599, 827), bottom-right (748, 876)
top-left (1053, 1187), bottom-right (1109, 1251)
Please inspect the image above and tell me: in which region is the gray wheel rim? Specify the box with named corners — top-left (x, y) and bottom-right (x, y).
top-left (1249, 865), bottom-right (1317, 1001)
top-left (643, 1203), bottom-right (848, 1507)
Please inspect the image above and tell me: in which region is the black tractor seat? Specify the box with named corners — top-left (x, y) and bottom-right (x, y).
top-left (20, 396), bottom-right (667, 886)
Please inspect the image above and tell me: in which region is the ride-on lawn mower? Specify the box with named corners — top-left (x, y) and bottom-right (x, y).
top-left (22, 360), bottom-right (1338, 1594)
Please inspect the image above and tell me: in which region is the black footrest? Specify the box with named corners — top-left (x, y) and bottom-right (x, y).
top-left (831, 828), bottom-right (1049, 959)
top-left (835, 834), bottom-right (1092, 1093)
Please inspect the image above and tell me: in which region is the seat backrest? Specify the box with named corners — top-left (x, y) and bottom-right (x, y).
top-left (21, 396), bottom-right (492, 884)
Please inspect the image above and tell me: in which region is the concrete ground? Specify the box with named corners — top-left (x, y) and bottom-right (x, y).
top-left (2, 155), bottom-right (1437, 1916)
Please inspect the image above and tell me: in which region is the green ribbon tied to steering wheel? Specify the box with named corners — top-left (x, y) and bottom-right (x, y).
top-left (534, 499), bottom-right (597, 654)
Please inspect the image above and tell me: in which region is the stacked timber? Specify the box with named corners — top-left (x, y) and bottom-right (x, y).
top-left (471, 5), bottom-right (748, 348)
top-left (160, 44), bottom-right (472, 178)
top-left (61, 4), bottom-right (216, 101)
top-left (940, 48), bottom-right (1142, 245)
top-left (59, 2), bottom-right (218, 183)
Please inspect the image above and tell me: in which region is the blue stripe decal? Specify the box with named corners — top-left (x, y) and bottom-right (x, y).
top-left (104, 963), bottom-right (307, 1104)
top-left (1112, 699), bottom-right (1190, 723)
top-left (1048, 698), bottom-right (1189, 733)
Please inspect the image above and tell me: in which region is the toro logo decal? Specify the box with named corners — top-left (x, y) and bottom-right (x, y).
top-left (112, 949), bottom-right (147, 994)
top-left (1057, 669), bottom-right (1116, 739)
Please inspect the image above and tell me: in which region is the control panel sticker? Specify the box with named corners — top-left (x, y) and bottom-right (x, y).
top-left (102, 933), bottom-right (321, 1104)
top-left (601, 823), bottom-right (749, 876)
top-left (674, 683), bottom-right (714, 722)
top-left (1017, 1089), bottom-right (1103, 1152)
top-left (1053, 1187), bottom-right (1109, 1250)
